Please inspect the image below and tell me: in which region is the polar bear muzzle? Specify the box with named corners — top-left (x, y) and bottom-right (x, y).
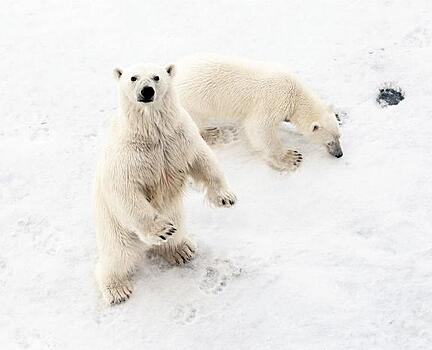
top-left (138, 86), bottom-right (155, 103)
top-left (326, 139), bottom-right (343, 158)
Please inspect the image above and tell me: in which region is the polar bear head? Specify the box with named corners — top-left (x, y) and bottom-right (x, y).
top-left (297, 104), bottom-right (343, 158)
top-left (113, 63), bottom-right (175, 106)
top-left (310, 108), bottom-right (343, 158)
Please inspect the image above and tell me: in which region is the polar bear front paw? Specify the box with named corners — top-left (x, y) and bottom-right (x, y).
top-left (148, 218), bottom-right (177, 245)
top-left (270, 150), bottom-right (303, 171)
top-left (102, 279), bottom-right (133, 305)
top-left (207, 188), bottom-right (237, 208)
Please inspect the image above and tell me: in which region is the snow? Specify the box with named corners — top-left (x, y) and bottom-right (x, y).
top-left (1, 0), bottom-right (432, 349)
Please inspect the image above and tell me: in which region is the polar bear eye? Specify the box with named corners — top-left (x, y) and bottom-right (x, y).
top-left (153, 76), bottom-right (159, 81)
top-left (313, 125), bottom-right (320, 132)
top-left (131, 76), bottom-right (138, 82)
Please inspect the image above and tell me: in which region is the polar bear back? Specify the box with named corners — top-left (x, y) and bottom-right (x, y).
top-left (175, 54), bottom-right (299, 123)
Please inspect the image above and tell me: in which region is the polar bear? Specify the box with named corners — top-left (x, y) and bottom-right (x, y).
top-left (94, 63), bottom-right (237, 304)
top-left (174, 54), bottom-right (343, 171)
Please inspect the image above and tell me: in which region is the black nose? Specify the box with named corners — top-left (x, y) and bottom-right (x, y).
top-left (335, 152), bottom-right (343, 158)
top-left (140, 86), bottom-right (154, 102)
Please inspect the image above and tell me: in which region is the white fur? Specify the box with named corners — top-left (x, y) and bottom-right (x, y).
top-left (94, 63), bottom-right (236, 305)
top-left (174, 54), bottom-right (343, 171)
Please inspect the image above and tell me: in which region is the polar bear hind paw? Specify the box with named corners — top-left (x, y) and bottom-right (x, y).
top-left (200, 126), bottom-right (240, 146)
top-left (102, 279), bottom-right (133, 305)
top-left (156, 238), bottom-right (197, 265)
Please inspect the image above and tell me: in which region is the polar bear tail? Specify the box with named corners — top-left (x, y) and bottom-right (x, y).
top-left (200, 126), bottom-right (240, 146)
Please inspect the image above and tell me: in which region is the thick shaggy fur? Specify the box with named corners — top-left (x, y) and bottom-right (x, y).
top-left (94, 63), bottom-right (236, 305)
top-left (174, 54), bottom-right (343, 171)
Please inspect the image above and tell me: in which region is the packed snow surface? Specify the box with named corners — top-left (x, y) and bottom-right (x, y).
top-left (1, 1), bottom-right (432, 349)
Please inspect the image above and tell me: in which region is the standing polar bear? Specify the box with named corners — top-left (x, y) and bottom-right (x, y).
top-left (94, 63), bottom-right (236, 304)
top-left (174, 54), bottom-right (343, 171)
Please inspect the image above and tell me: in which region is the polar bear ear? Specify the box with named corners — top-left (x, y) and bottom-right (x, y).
top-left (311, 122), bottom-right (320, 132)
top-left (166, 64), bottom-right (175, 77)
top-left (113, 67), bottom-right (123, 80)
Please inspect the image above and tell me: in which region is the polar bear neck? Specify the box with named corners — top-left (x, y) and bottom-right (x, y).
top-left (290, 83), bottom-right (328, 132)
top-left (118, 90), bottom-right (180, 136)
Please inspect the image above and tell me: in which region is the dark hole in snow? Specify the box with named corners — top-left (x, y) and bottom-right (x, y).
top-left (377, 85), bottom-right (405, 107)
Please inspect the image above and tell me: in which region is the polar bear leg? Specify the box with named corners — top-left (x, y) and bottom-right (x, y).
top-left (151, 201), bottom-right (197, 265)
top-left (188, 141), bottom-right (237, 208)
top-left (95, 219), bottom-right (141, 304)
top-left (243, 116), bottom-right (303, 171)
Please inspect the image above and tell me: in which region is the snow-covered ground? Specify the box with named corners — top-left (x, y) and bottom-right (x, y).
top-left (1, 1), bottom-right (432, 349)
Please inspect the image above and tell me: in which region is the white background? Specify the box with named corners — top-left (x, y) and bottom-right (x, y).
top-left (1, 1), bottom-right (432, 349)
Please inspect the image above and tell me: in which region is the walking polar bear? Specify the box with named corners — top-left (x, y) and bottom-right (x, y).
top-left (174, 54), bottom-right (343, 171)
top-left (94, 63), bottom-right (236, 304)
